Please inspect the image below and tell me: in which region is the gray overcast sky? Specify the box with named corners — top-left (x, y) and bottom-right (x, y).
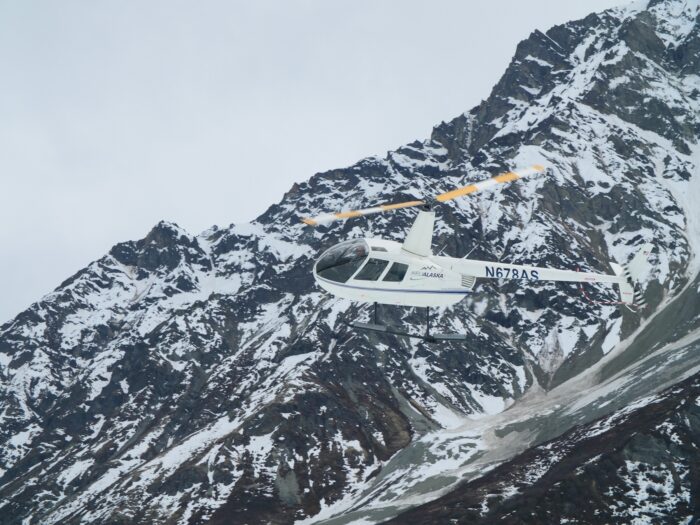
top-left (0, 0), bottom-right (626, 323)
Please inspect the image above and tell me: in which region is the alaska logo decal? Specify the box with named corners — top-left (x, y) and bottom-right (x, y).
top-left (410, 265), bottom-right (445, 280)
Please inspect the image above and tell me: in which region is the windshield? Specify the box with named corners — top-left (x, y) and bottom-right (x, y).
top-left (316, 239), bottom-right (368, 283)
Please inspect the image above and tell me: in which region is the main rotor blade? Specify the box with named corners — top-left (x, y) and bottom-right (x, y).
top-left (301, 199), bottom-right (425, 226)
top-left (435, 164), bottom-right (545, 202)
top-left (300, 164), bottom-right (546, 226)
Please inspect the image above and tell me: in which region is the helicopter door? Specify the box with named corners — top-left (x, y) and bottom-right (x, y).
top-left (354, 258), bottom-right (389, 281)
top-left (382, 262), bottom-right (408, 282)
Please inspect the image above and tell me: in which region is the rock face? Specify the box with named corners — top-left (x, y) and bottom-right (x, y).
top-left (386, 371), bottom-right (700, 525)
top-left (1, 0), bottom-right (699, 524)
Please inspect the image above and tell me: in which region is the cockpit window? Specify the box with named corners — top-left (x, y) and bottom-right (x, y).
top-left (316, 239), bottom-right (368, 283)
top-left (355, 258), bottom-right (389, 281)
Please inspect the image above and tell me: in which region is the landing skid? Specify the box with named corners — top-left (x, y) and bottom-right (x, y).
top-left (346, 303), bottom-right (467, 343)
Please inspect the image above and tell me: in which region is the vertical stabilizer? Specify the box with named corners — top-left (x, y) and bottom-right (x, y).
top-left (611, 262), bottom-right (635, 304)
top-left (611, 243), bottom-right (653, 308)
top-left (402, 210), bottom-right (435, 257)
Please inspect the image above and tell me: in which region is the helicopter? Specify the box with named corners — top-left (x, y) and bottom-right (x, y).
top-left (301, 165), bottom-right (652, 342)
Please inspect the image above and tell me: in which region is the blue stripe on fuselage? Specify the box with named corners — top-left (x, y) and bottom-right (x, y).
top-left (316, 276), bottom-right (469, 295)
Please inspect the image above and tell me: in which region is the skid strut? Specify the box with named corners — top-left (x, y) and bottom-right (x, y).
top-left (346, 304), bottom-right (467, 343)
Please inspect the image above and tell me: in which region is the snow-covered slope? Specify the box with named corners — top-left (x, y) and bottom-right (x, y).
top-left (1, 0), bottom-right (699, 523)
top-left (385, 343), bottom-right (700, 524)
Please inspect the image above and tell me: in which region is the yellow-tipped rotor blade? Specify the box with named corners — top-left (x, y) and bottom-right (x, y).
top-left (435, 164), bottom-right (546, 202)
top-left (301, 199), bottom-right (425, 226)
top-left (300, 164), bottom-right (546, 226)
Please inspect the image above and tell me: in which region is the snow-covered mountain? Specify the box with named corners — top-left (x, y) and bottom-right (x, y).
top-left (1, 0), bottom-right (700, 523)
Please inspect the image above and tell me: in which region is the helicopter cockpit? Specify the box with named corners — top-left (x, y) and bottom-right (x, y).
top-left (315, 239), bottom-right (369, 283)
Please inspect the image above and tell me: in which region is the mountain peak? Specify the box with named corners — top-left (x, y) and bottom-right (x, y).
top-left (109, 220), bottom-right (206, 273)
top-left (146, 220), bottom-right (190, 243)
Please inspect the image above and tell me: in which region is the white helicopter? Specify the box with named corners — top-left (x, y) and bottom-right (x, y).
top-left (302, 165), bottom-right (652, 342)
